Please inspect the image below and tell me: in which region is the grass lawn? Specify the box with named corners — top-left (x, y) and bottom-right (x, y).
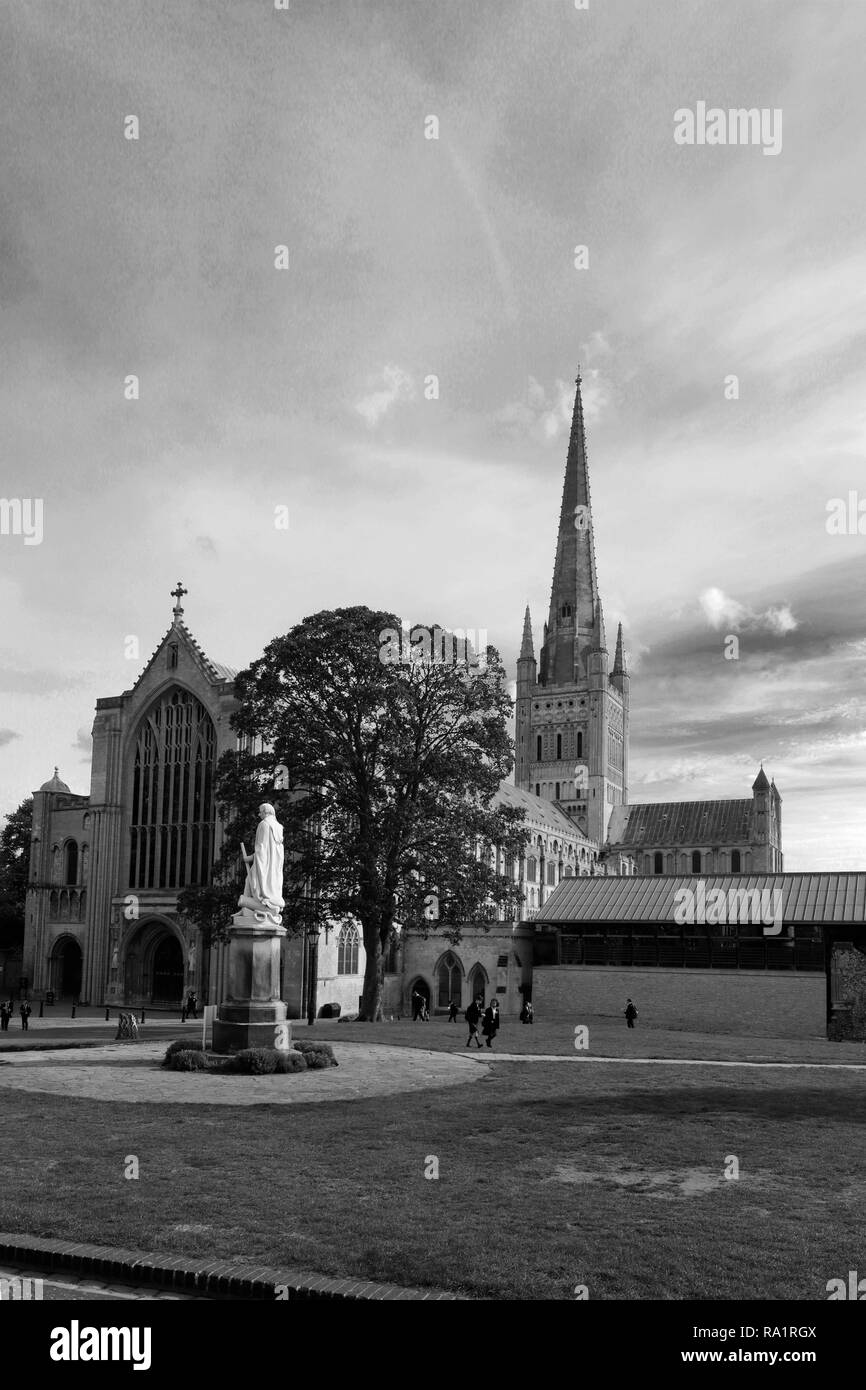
top-left (2, 1051), bottom-right (864, 1299)
top-left (303, 1013), bottom-right (866, 1065)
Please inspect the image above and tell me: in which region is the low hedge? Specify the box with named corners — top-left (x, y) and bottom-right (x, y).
top-left (167, 1049), bottom-right (208, 1072)
top-left (161, 1038), bottom-right (337, 1074)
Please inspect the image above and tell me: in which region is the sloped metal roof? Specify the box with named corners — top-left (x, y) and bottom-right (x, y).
top-left (495, 783), bottom-right (595, 845)
top-left (608, 799), bottom-right (753, 847)
top-left (537, 873), bottom-right (866, 924)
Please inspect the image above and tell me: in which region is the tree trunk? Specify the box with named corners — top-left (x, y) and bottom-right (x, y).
top-left (359, 927), bottom-right (384, 1021)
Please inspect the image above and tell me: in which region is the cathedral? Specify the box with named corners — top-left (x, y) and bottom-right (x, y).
top-left (22, 375), bottom-right (782, 1019)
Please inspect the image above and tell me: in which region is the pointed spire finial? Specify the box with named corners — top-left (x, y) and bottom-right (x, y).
top-left (613, 622), bottom-right (627, 676)
top-left (171, 580), bottom-right (188, 622)
top-left (519, 605), bottom-right (535, 663)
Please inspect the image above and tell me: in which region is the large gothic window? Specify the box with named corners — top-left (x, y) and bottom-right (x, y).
top-left (337, 923), bottom-right (360, 975)
top-left (128, 687), bottom-right (216, 891)
top-left (437, 951), bottom-right (462, 1007)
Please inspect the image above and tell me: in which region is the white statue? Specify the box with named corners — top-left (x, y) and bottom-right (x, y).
top-left (238, 803), bottom-right (285, 924)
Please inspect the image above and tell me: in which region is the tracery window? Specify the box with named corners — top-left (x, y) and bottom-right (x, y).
top-left (337, 923), bottom-right (360, 975)
top-left (437, 951), bottom-right (462, 1007)
top-left (128, 687), bottom-right (216, 890)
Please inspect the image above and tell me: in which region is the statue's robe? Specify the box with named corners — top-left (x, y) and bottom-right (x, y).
top-left (242, 814), bottom-right (285, 914)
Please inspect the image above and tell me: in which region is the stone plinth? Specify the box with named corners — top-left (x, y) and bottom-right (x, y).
top-left (213, 911), bottom-right (290, 1053)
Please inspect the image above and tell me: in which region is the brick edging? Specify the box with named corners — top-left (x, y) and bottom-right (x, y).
top-left (0, 1233), bottom-right (463, 1301)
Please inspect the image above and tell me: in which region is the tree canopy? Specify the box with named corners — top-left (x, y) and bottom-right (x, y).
top-left (0, 798), bottom-right (32, 949)
top-left (180, 607), bottom-right (527, 1020)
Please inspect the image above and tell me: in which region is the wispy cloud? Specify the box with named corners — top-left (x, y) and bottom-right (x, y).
top-left (355, 365), bottom-right (416, 427)
top-left (0, 730), bottom-right (20, 748)
top-left (699, 587), bottom-right (797, 636)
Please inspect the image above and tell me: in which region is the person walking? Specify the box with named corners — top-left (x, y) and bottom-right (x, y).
top-left (624, 998), bottom-right (638, 1029)
top-left (482, 998), bottom-right (500, 1049)
top-left (465, 994), bottom-right (483, 1048)
top-left (186, 990), bottom-right (198, 1020)
top-left (520, 999), bottom-right (534, 1025)
top-left (19, 999), bottom-right (32, 1031)
top-left (0, 1001), bottom-right (10, 1031)
top-left (447, 998), bottom-right (459, 1023)
top-left (411, 989), bottom-right (424, 1021)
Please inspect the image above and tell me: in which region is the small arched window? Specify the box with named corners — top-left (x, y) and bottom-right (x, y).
top-left (577, 732), bottom-right (583, 758)
top-left (337, 923), bottom-right (360, 975)
top-left (691, 851), bottom-right (702, 874)
top-left (536, 735), bottom-right (543, 761)
top-left (555, 782), bottom-right (560, 800)
top-left (654, 852), bottom-right (663, 875)
top-left (557, 734), bottom-right (562, 760)
top-left (535, 783), bottom-right (540, 796)
top-left (731, 850), bottom-right (741, 873)
top-left (64, 840), bottom-right (78, 885)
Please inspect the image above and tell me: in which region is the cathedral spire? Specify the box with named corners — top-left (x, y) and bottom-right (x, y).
top-left (613, 621), bottom-right (627, 676)
top-left (540, 372), bottom-right (605, 686)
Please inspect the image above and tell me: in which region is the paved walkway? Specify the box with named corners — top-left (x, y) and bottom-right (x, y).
top-left (0, 1042), bottom-right (488, 1105)
top-left (477, 1053), bottom-right (866, 1070)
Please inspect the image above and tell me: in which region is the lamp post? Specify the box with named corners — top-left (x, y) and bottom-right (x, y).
top-left (306, 922), bottom-right (320, 1025)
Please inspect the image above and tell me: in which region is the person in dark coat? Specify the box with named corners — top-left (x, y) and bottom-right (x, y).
top-left (625, 998), bottom-right (638, 1029)
top-left (186, 990), bottom-right (198, 1020)
top-left (19, 1000), bottom-right (31, 1031)
top-left (519, 1000), bottom-right (534, 1025)
top-left (481, 998), bottom-right (500, 1049)
top-left (447, 999), bottom-right (459, 1023)
top-left (465, 995), bottom-right (483, 1048)
top-left (0, 1001), bottom-right (10, 1031)
top-left (411, 989), bottom-right (425, 1021)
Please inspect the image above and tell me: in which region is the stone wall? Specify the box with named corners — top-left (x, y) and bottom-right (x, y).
top-left (533, 965), bottom-right (825, 1038)
top-left (828, 942), bottom-right (866, 1041)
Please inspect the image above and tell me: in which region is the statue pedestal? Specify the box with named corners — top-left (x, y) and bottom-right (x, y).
top-left (212, 911), bottom-right (289, 1054)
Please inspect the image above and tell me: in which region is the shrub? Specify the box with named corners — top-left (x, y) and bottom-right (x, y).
top-left (167, 1049), bottom-right (208, 1072)
top-left (275, 1050), bottom-right (308, 1073)
top-left (303, 1050), bottom-right (338, 1070)
top-left (234, 1047), bottom-right (278, 1075)
top-left (294, 1040), bottom-right (336, 1063)
top-left (163, 1039), bottom-right (204, 1065)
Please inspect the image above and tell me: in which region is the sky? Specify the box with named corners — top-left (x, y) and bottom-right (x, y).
top-left (1, 0), bottom-right (865, 869)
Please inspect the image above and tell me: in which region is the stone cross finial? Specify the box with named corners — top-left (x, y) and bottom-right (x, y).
top-left (171, 580), bottom-right (188, 619)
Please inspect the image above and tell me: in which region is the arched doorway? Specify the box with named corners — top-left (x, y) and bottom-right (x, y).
top-left (152, 936), bottom-right (184, 1004)
top-left (51, 937), bottom-right (82, 999)
top-left (435, 952), bottom-right (463, 1010)
top-left (123, 919), bottom-right (186, 1006)
top-left (407, 977), bottom-right (430, 1015)
top-left (469, 964), bottom-right (488, 1005)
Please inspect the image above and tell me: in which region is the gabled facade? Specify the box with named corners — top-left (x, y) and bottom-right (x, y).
top-left (23, 591), bottom-right (240, 1006)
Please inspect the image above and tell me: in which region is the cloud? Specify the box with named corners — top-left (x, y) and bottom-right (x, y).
top-left (73, 727), bottom-right (92, 755)
top-left (195, 534), bottom-right (217, 556)
top-left (0, 729), bottom-right (20, 748)
top-left (355, 365), bottom-right (416, 427)
top-left (699, 587), bottom-right (798, 636)
top-left (498, 368), bottom-right (611, 444)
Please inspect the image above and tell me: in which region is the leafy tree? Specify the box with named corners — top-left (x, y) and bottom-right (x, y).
top-left (185, 607), bottom-right (527, 1021)
top-left (0, 798), bottom-right (32, 948)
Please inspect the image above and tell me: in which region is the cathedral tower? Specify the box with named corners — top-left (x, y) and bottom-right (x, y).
top-left (515, 374), bottom-right (629, 845)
